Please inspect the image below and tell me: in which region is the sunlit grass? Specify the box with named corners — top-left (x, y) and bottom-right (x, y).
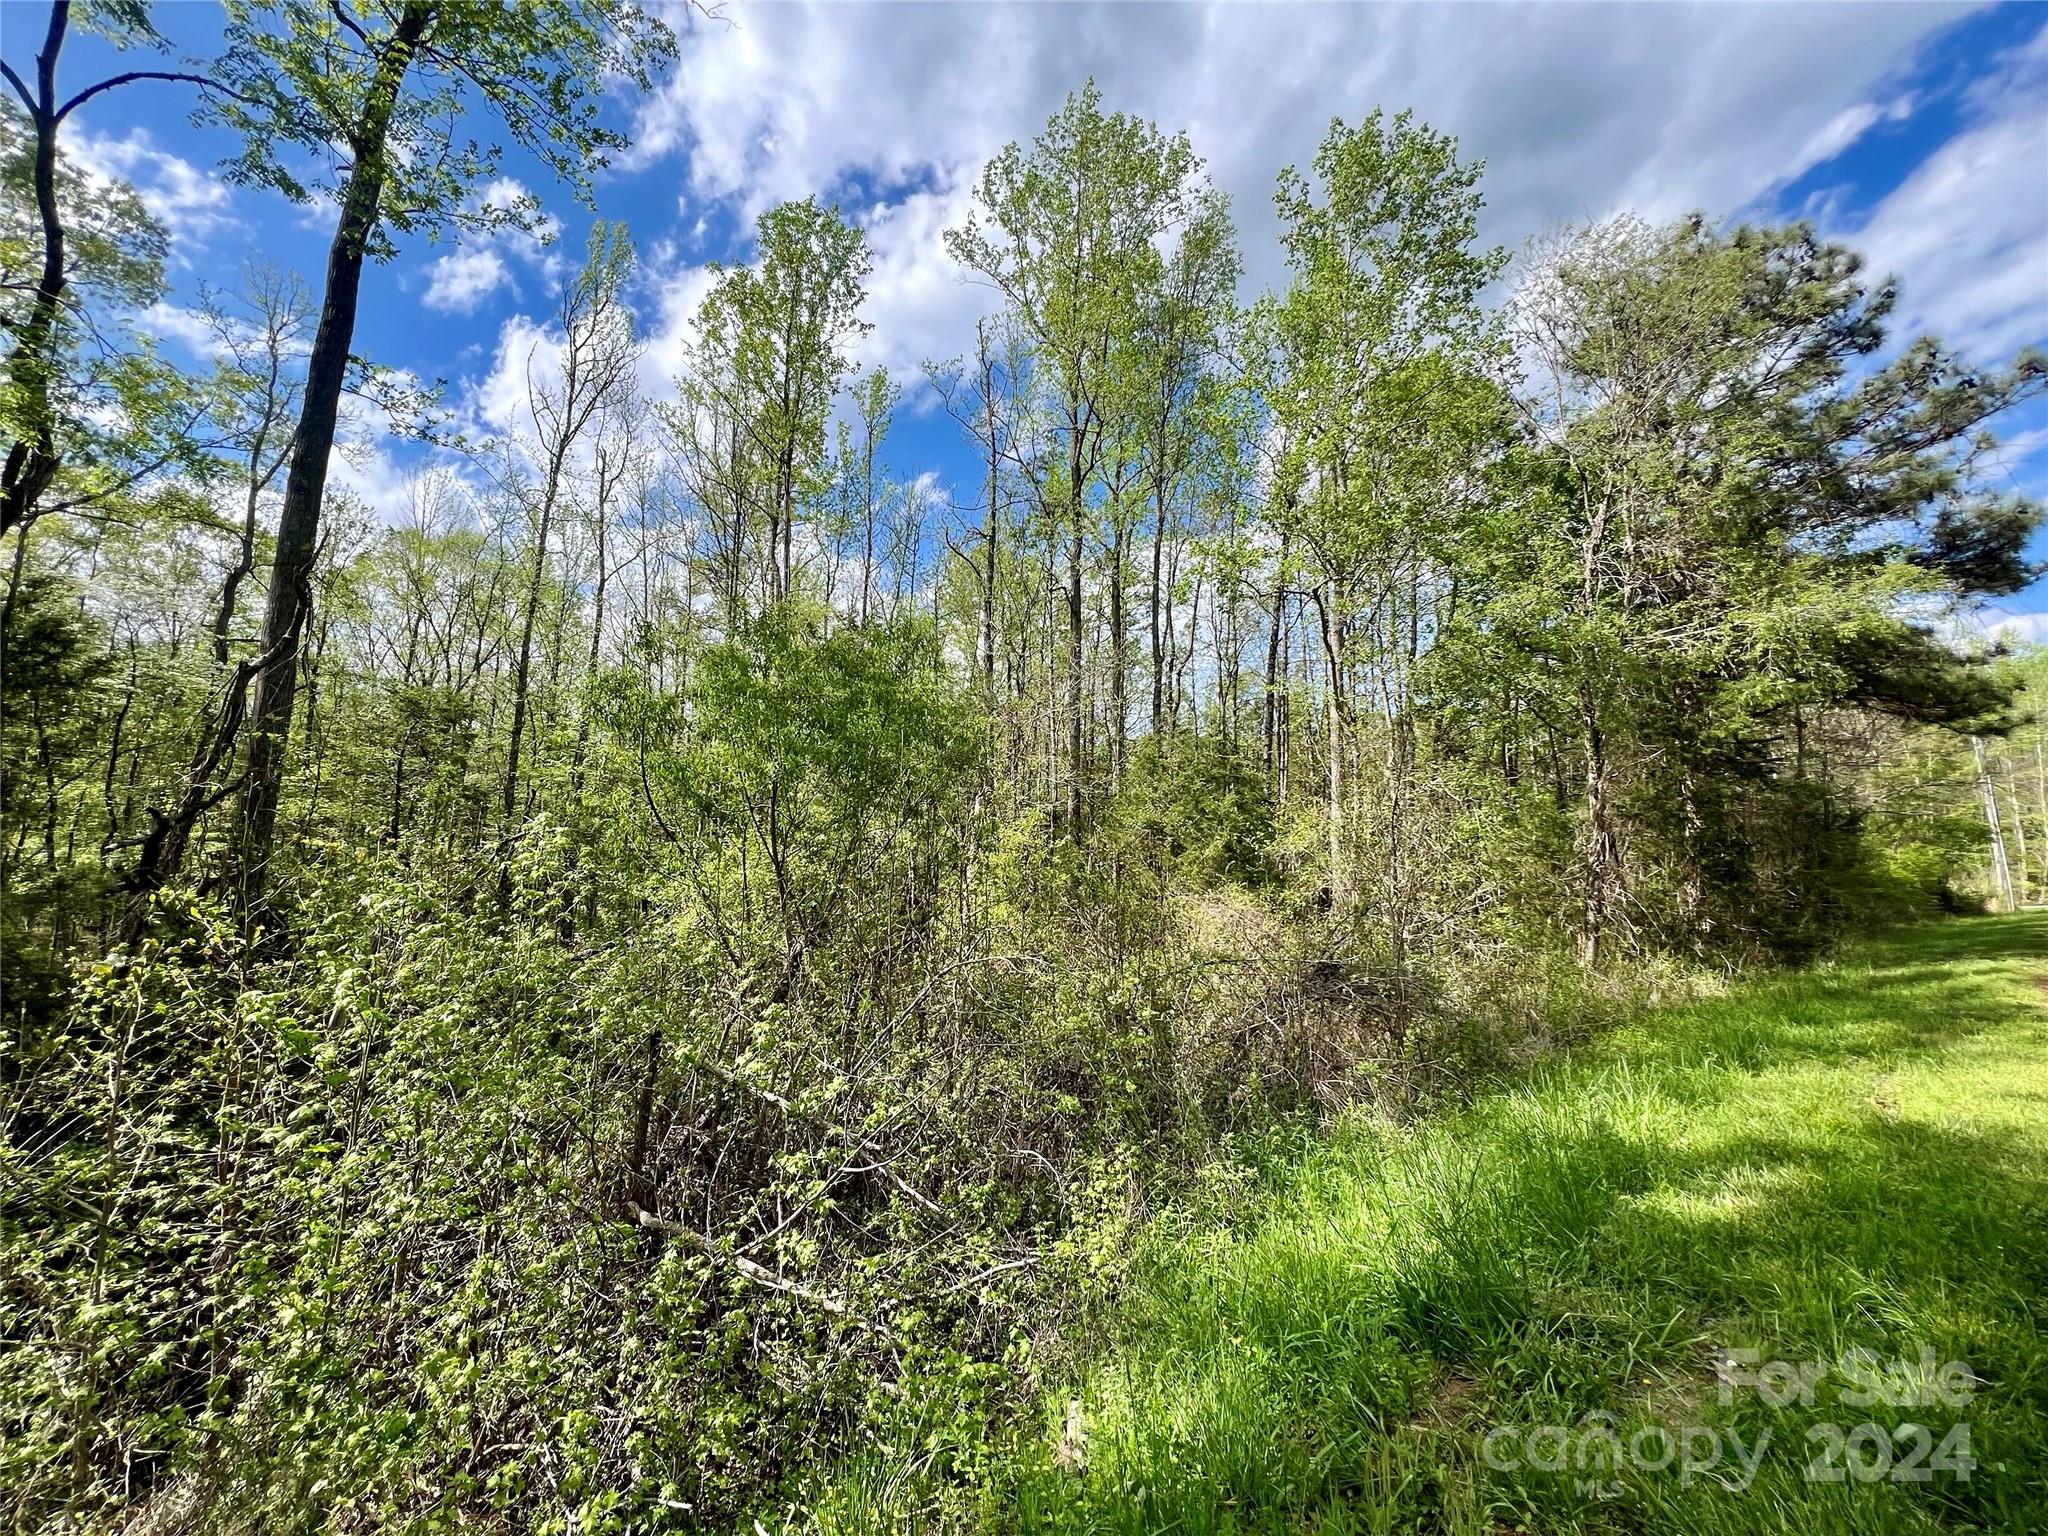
top-left (800, 914), bottom-right (2048, 1534)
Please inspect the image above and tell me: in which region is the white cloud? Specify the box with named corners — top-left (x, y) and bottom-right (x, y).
top-left (1788, 94), bottom-right (1915, 183)
top-left (621, 0), bottom-right (1967, 378)
top-left (451, 217), bottom-right (721, 452)
top-left (634, 249), bottom-right (719, 407)
top-left (325, 436), bottom-right (489, 529)
top-left (326, 438), bottom-right (416, 523)
top-left (1985, 609), bottom-right (2048, 647)
top-left (326, 363), bottom-right (488, 527)
top-left (1852, 21), bottom-right (2048, 363)
top-left (140, 300), bottom-right (223, 356)
top-left (852, 173), bottom-right (999, 386)
top-left (69, 126), bottom-right (236, 255)
top-left (468, 312), bottom-right (562, 439)
top-left (617, 181), bottom-right (992, 430)
top-left (1993, 422), bottom-right (2048, 464)
top-left (430, 3), bottom-right (2042, 521)
top-left (423, 246), bottom-right (513, 314)
top-left (415, 178), bottom-right (561, 314)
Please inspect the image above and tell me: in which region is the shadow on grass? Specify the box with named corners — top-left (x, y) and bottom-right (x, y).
top-left (1513, 1111), bottom-right (2048, 1532)
top-left (1581, 912), bottom-right (2048, 1077)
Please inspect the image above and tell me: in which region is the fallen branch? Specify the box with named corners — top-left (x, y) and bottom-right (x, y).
top-left (628, 1203), bottom-right (895, 1339)
top-left (948, 1254), bottom-right (1040, 1293)
top-left (629, 1202), bottom-right (842, 1309)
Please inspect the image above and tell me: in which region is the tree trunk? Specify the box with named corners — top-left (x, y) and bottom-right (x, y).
top-left (502, 457), bottom-right (564, 843)
top-left (1108, 517), bottom-right (1126, 781)
top-left (1064, 435), bottom-right (1086, 835)
top-left (1578, 681), bottom-right (1619, 963)
top-left (979, 342), bottom-right (998, 698)
top-left (1576, 497), bottom-right (1618, 965)
top-left (118, 640), bottom-right (271, 945)
top-left (1312, 586), bottom-right (1345, 907)
top-left (571, 468), bottom-right (614, 797)
top-left (1973, 736), bottom-right (2017, 913)
top-left (297, 611), bottom-right (330, 832)
top-left (1150, 422), bottom-right (1167, 734)
top-left (1263, 537), bottom-right (1288, 797)
top-left (2001, 753), bottom-right (2029, 904)
top-left (230, 3), bottom-right (432, 915)
top-left (211, 346), bottom-right (290, 665)
top-left (0, 4), bottom-right (70, 537)
top-left (2034, 736), bottom-right (2048, 894)
top-left (99, 642), bottom-right (137, 859)
top-left (387, 610), bottom-right (421, 844)
top-left (860, 418), bottom-right (876, 628)
top-left (0, 518), bottom-right (33, 732)
top-left (211, 474), bottom-right (262, 667)
top-left (778, 439), bottom-right (794, 602)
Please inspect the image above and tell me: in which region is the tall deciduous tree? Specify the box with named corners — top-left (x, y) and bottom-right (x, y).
top-left (849, 366), bottom-right (897, 625)
top-left (1266, 111), bottom-right (1506, 916)
top-left (199, 263), bottom-right (310, 666)
top-left (1136, 188), bottom-right (1239, 736)
top-left (499, 223), bottom-right (638, 862)
top-left (947, 82), bottom-right (1199, 834)
top-left (674, 198), bottom-right (869, 621)
top-left (205, 0), bottom-right (673, 916)
top-left (0, 2), bottom-right (242, 537)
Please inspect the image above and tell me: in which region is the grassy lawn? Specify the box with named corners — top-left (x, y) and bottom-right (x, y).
top-left (814, 914), bottom-right (2048, 1534)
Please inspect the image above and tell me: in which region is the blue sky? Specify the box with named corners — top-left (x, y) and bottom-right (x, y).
top-left (49, 1), bottom-right (2048, 629)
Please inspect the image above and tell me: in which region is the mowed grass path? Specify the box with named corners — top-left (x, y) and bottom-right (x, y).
top-left (819, 915), bottom-right (2048, 1534)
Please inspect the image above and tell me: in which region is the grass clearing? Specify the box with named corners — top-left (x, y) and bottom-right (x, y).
top-left (805, 914), bottom-right (2048, 1534)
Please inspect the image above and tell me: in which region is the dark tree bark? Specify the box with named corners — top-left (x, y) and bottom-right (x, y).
top-left (210, 277), bottom-right (303, 665)
top-left (1150, 431), bottom-right (1167, 735)
top-left (1576, 497), bottom-right (1618, 965)
top-left (1063, 422), bottom-right (1087, 835)
top-left (1263, 530), bottom-right (1290, 797)
top-left (501, 241), bottom-right (637, 883)
top-left (1108, 508), bottom-right (1127, 781)
top-left (978, 328), bottom-right (999, 698)
top-left (0, 4), bottom-right (70, 538)
top-left (231, 3), bottom-right (434, 914)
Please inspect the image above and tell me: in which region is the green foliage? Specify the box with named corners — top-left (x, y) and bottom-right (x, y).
top-left (671, 199), bottom-right (871, 614)
top-left (1102, 734), bottom-right (1275, 890)
top-left (698, 199), bottom-right (871, 510)
top-left (1465, 214), bottom-right (2046, 958)
top-left (1265, 107), bottom-right (1509, 584)
top-left (946, 82), bottom-right (1198, 418)
top-left (0, 100), bottom-right (165, 322)
top-left (681, 609), bottom-right (980, 834)
top-left (598, 606), bottom-right (983, 979)
top-left (1852, 835), bottom-right (1981, 921)
top-left (0, 569), bottom-right (113, 1011)
top-left (208, 0), bottom-right (675, 252)
top-left (0, 99), bottom-right (219, 529)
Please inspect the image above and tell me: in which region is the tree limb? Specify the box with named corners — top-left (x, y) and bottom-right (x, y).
top-left (56, 71), bottom-right (266, 124)
top-left (627, 1203), bottom-right (892, 1336)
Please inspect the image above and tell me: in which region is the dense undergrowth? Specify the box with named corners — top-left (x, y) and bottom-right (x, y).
top-left (786, 914), bottom-right (2048, 1535)
top-left (3, 823), bottom-right (1691, 1535)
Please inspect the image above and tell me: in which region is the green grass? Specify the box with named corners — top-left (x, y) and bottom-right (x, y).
top-left (805, 915), bottom-right (2048, 1534)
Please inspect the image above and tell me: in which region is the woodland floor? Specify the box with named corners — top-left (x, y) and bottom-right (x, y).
top-left (803, 914), bottom-right (2048, 1534)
